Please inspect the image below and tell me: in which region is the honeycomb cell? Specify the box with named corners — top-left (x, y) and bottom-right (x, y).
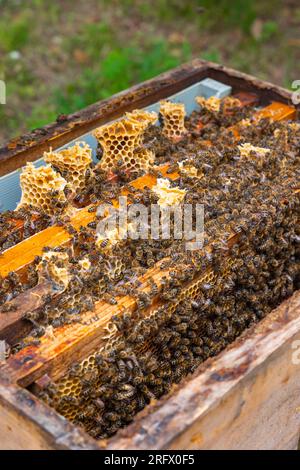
top-left (196, 95), bottom-right (241, 114)
top-left (238, 143), bottom-right (271, 158)
top-left (159, 100), bottom-right (187, 142)
top-left (44, 142), bottom-right (92, 193)
top-left (17, 163), bottom-right (71, 216)
top-left (94, 109), bottom-right (157, 173)
top-left (37, 250), bottom-right (70, 290)
top-left (152, 178), bottom-right (186, 208)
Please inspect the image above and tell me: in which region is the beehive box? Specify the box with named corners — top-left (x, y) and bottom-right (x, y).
top-left (0, 59), bottom-right (299, 450)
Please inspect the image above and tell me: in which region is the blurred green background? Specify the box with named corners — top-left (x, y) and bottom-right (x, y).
top-left (0, 0), bottom-right (299, 145)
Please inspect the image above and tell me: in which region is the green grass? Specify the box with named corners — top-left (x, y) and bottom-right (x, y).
top-left (50, 39), bottom-right (191, 119)
top-left (196, 0), bottom-right (257, 34)
top-left (0, 16), bottom-right (30, 52)
top-left (0, 0), bottom-right (298, 143)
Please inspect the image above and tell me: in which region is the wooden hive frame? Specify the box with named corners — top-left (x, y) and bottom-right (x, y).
top-left (0, 59), bottom-right (299, 450)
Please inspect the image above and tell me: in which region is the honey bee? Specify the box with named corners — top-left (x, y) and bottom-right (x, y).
top-left (115, 384), bottom-right (136, 400)
top-left (15, 99), bottom-right (299, 439)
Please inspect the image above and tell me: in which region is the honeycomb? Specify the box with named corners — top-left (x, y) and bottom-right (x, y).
top-left (239, 118), bottom-right (251, 128)
top-left (152, 178), bottom-right (186, 207)
top-left (95, 222), bottom-right (133, 252)
top-left (17, 163), bottom-right (71, 216)
top-left (178, 160), bottom-right (203, 178)
top-left (126, 110), bottom-right (157, 168)
top-left (238, 143), bottom-right (271, 157)
top-left (125, 109), bottom-right (157, 129)
top-left (196, 95), bottom-right (241, 113)
top-left (104, 256), bottom-right (125, 281)
top-left (44, 142), bottom-right (92, 193)
top-left (78, 257), bottom-right (92, 273)
top-left (136, 256), bottom-right (237, 357)
top-left (159, 100), bottom-right (187, 141)
top-left (289, 122), bottom-right (300, 131)
top-left (94, 110), bottom-right (157, 173)
top-left (196, 95), bottom-right (221, 113)
top-left (37, 250), bottom-right (70, 290)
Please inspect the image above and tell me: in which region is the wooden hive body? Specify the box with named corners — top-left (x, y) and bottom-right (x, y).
top-left (0, 60), bottom-right (299, 450)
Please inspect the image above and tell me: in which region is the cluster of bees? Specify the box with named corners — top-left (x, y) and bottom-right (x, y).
top-left (0, 94), bottom-right (299, 439)
top-left (0, 206), bottom-right (51, 253)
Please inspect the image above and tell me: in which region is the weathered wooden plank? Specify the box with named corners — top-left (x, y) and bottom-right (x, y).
top-left (0, 376), bottom-right (102, 450)
top-left (0, 281), bottom-right (56, 344)
top-left (107, 290), bottom-right (300, 450)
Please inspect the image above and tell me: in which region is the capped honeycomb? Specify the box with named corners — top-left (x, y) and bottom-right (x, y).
top-left (44, 142), bottom-right (92, 193)
top-left (152, 178), bottom-right (186, 207)
top-left (288, 122), bottom-right (300, 131)
top-left (94, 110), bottom-right (157, 173)
top-left (238, 143), bottom-right (271, 157)
top-left (17, 163), bottom-right (72, 216)
top-left (9, 94), bottom-right (298, 440)
top-left (159, 100), bottom-right (187, 141)
top-left (37, 250), bottom-right (70, 290)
